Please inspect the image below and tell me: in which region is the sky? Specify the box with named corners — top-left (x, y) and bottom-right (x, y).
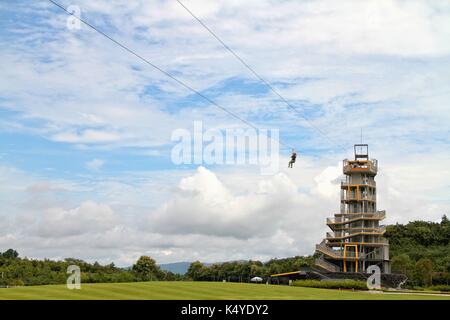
top-left (0, 0), bottom-right (449, 266)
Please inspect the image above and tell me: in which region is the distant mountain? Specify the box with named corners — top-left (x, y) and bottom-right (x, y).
top-left (158, 262), bottom-right (191, 275)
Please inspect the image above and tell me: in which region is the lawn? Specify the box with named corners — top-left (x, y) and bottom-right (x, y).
top-left (0, 281), bottom-right (449, 300)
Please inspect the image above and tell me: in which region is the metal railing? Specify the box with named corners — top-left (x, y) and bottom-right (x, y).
top-left (341, 180), bottom-right (376, 188)
top-left (364, 252), bottom-right (383, 260)
top-left (340, 204), bottom-right (384, 214)
top-left (343, 159), bottom-right (378, 174)
top-left (316, 243), bottom-right (341, 258)
top-left (326, 226), bottom-right (386, 239)
top-left (315, 257), bottom-right (340, 272)
top-left (316, 242), bottom-right (371, 260)
top-left (327, 211), bottom-right (386, 225)
top-left (341, 191), bottom-right (377, 201)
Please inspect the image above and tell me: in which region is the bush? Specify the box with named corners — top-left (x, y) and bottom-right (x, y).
top-left (292, 279), bottom-right (368, 290)
top-left (9, 279), bottom-right (25, 287)
top-left (412, 286), bottom-right (425, 291)
top-left (427, 285), bottom-right (450, 292)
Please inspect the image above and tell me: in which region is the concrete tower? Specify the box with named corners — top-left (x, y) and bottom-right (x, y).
top-left (315, 144), bottom-right (390, 273)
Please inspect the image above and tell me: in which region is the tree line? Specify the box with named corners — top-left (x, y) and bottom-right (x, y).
top-left (186, 256), bottom-right (314, 283)
top-left (0, 250), bottom-right (311, 286)
top-left (0, 253), bottom-right (182, 287)
top-left (387, 215), bottom-right (450, 288)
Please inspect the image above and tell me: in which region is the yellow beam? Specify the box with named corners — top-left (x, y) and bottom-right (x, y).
top-left (270, 271), bottom-right (301, 277)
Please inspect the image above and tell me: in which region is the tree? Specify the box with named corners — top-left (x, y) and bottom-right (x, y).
top-left (2, 249), bottom-right (19, 259)
top-left (414, 258), bottom-right (433, 287)
top-left (391, 253), bottom-right (413, 277)
top-left (132, 256), bottom-right (161, 281)
top-left (250, 264), bottom-right (262, 277)
top-left (187, 261), bottom-right (205, 281)
top-left (441, 215), bottom-right (449, 226)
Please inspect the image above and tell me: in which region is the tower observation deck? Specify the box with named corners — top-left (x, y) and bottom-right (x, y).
top-left (315, 144), bottom-right (390, 273)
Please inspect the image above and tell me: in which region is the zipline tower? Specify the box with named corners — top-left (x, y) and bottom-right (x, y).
top-left (315, 144), bottom-right (390, 273)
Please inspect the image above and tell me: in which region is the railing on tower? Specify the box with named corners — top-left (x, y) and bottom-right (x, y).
top-left (326, 226), bottom-right (386, 240)
top-left (341, 189), bottom-right (377, 201)
top-left (315, 256), bottom-right (340, 272)
top-left (341, 180), bottom-right (376, 188)
top-left (343, 159), bottom-right (378, 175)
top-left (327, 211), bottom-right (386, 225)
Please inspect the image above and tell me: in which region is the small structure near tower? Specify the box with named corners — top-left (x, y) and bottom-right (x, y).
top-left (315, 144), bottom-right (390, 273)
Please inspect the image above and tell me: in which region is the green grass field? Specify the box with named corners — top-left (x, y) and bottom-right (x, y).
top-left (0, 281), bottom-right (449, 300)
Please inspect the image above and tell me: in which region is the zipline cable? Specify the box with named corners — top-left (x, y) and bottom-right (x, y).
top-left (46, 0), bottom-right (295, 150)
top-left (176, 0), bottom-right (347, 153)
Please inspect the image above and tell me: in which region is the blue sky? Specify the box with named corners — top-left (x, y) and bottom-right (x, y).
top-left (0, 0), bottom-right (449, 265)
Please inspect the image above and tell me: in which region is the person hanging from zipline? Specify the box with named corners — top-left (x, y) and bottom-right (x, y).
top-left (288, 149), bottom-right (297, 168)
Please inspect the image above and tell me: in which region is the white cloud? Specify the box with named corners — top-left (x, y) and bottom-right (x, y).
top-left (313, 162), bottom-right (342, 198)
top-left (85, 158), bottom-right (105, 170)
top-left (27, 200), bottom-right (117, 238)
top-left (148, 166), bottom-right (302, 239)
top-left (54, 131), bottom-right (121, 144)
